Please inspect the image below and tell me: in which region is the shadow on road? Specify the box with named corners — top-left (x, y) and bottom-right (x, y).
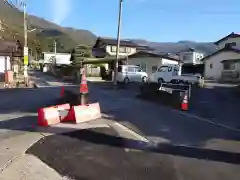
top-left (1, 79), bottom-right (240, 166)
top-left (0, 114), bottom-right (239, 165)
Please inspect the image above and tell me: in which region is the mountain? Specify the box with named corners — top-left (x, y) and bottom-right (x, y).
top-left (0, 0), bottom-right (97, 54)
top-left (132, 39), bottom-right (217, 55)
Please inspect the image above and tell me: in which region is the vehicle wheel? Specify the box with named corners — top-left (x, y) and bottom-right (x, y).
top-left (124, 77), bottom-right (129, 84)
top-left (158, 78), bottom-right (163, 84)
top-left (171, 79), bottom-right (177, 84)
top-left (142, 76), bottom-right (147, 83)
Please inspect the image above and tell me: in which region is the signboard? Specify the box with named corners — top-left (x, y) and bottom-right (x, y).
top-left (24, 47), bottom-right (28, 65)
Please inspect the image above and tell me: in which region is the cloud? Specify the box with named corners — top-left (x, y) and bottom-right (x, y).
top-left (51, 0), bottom-right (72, 24)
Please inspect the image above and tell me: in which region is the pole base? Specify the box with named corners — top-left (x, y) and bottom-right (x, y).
top-left (78, 93), bottom-right (89, 105)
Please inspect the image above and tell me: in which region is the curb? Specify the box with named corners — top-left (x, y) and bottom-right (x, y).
top-left (111, 121), bottom-right (150, 142)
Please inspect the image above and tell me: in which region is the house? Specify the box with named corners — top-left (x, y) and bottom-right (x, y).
top-left (0, 40), bottom-right (22, 80)
top-left (202, 32), bottom-right (240, 81)
top-left (178, 48), bottom-right (205, 65)
top-left (127, 51), bottom-right (181, 76)
top-left (92, 37), bottom-right (154, 58)
top-left (39, 52), bottom-right (71, 73)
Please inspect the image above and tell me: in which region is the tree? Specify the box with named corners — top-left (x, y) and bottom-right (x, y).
top-left (70, 44), bottom-right (93, 68)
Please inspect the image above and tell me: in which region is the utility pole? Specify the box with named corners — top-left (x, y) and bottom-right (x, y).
top-left (22, 0), bottom-right (29, 86)
top-left (54, 40), bottom-right (57, 56)
top-left (113, 0), bottom-right (123, 86)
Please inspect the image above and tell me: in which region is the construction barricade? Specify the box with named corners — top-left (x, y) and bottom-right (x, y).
top-left (139, 82), bottom-right (190, 111)
top-left (38, 102), bottom-right (101, 127)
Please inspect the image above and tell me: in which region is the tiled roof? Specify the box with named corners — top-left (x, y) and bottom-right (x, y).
top-left (215, 32), bottom-right (240, 45)
top-left (96, 37), bottom-right (155, 51)
top-left (0, 40), bottom-right (16, 52)
top-left (128, 51), bottom-right (181, 62)
top-left (201, 46), bottom-right (240, 61)
top-left (99, 37), bottom-right (139, 47)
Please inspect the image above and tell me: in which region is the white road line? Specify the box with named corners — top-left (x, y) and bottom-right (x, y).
top-left (172, 109), bottom-right (240, 133)
top-left (113, 122), bottom-right (149, 142)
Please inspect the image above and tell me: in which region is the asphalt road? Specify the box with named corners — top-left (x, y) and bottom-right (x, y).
top-left (3, 71), bottom-right (239, 180)
top-left (86, 81), bottom-right (240, 180)
top-left (0, 86), bottom-right (62, 140)
top-left (27, 127), bottom-right (178, 180)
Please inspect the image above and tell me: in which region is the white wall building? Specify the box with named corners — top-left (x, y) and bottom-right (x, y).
top-left (179, 48), bottom-right (204, 65)
top-left (203, 32), bottom-right (240, 81)
top-left (41, 52), bottom-right (71, 65)
top-left (127, 51), bottom-right (181, 76)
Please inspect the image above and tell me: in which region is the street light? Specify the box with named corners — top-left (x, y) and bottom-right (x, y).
top-left (28, 28), bottom-right (36, 33)
top-left (113, 0), bottom-right (123, 86)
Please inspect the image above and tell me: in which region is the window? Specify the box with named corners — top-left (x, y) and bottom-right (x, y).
top-left (126, 47), bottom-right (131, 53)
top-left (157, 66), bottom-right (168, 72)
top-left (135, 67), bottom-right (142, 72)
top-left (118, 66), bottom-right (122, 72)
top-left (168, 66), bottom-right (173, 72)
top-left (119, 47), bottom-right (126, 53)
top-left (127, 67), bottom-right (135, 72)
top-left (182, 55), bottom-right (192, 61)
top-left (223, 62), bottom-right (235, 70)
top-left (152, 66), bottom-right (158, 73)
top-left (210, 63), bottom-right (213, 69)
top-left (111, 46), bottom-right (116, 52)
top-left (225, 42), bottom-right (236, 48)
top-left (174, 66), bottom-right (179, 72)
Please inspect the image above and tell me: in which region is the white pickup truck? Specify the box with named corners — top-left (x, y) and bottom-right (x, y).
top-left (149, 64), bottom-right (201, 85)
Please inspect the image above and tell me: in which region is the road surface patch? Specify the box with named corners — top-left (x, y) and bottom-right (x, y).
top-left (26, 127), bottom-right (177, 180)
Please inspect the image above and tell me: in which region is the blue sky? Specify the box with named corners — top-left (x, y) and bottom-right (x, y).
top-left (25, 0), bottom-right (240, 42)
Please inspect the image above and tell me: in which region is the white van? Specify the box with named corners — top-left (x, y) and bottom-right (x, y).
top-left (117, 65), bottom-right (148, 84)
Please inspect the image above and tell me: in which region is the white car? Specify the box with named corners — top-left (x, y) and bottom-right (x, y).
top-left (149, 64), bottom-right (201, 84)
top-left (117, 65), bottom-right (148, 84)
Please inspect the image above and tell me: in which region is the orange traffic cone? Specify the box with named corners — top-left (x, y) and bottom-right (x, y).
top-left (80, 69), bottom-right (89, 94)
top-left (60, 86), bottom-right (65, 97)
top-left (181, 91), bottom-right (189, 111)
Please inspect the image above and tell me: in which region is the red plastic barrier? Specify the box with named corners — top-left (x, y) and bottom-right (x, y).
top-left (38, 106), bottom-right (60, 126)
top-left (56, 103), bottom-right (70, 111)
top-left (56, 103), bottom-right (71, 121)
top-left (64, 102), bottom-right (101, 123)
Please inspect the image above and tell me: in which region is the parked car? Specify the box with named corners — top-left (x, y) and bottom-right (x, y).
top-left (149, 64), bottom-right (201, 85)
top-left (117, 65), bottom-right (148, 84)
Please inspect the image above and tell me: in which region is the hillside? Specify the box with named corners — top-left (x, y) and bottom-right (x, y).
top-left (131, 40), bottom-right (217, 55)
top-left (0, 0), bottom-right (97, 54)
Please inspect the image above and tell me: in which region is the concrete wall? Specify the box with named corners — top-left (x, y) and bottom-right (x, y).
top-left (162, 58), bottom-right (179, 65)
top-left (180, 51), bottom-right (204, 64)
top-left (128, 57), bottom-right (179, 76)
top-left (204, 51), bottom-right (240, 80)
top-left (0, 56), bottom-right (11, 73)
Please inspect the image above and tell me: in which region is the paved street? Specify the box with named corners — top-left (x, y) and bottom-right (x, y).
top-left (1, 71), bottom-right (240, 179)
top-left (0, 82), bottom-right (62, 140)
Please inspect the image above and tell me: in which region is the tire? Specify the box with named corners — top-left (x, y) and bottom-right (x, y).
top-left (171, 79), bottom-right (177, 84)
top-left (124, 77), bottom-right (129, 84)
top-left (142, 76), bottom-right (147, 83)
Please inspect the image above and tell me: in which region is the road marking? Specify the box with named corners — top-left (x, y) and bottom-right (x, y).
top-left (172, 109), bottom-right (240, 133)
top-left (113, 122), bottom-right (150, 142)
